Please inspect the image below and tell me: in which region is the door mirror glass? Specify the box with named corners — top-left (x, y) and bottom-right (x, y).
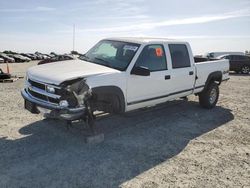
top-left (131, 66), bottom-right (150, 76)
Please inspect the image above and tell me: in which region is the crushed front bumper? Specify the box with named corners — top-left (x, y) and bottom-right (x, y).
top-left (21, 88), bottom-right (86, 121)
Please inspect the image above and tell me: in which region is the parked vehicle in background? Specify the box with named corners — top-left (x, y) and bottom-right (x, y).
top-left (0, 58), bottom-right (4, 63)
top-left (0, 53), bottom-right (15, 63)
top-left (194, 55), bottom-right (218, 63)
top-left (34, 52), bottom-right (43, 60)
top-left (35, 52), bottom-right (51, 60)
top-left (18, 54), bottom-right (31, 62)
top-left (50, 52), bottom-right (57, 57)
top-left (38, 54), bottom-right (74, 65)
top-left (22, 37), bottom-right (229, 131)
top-left (204, 52), bottom-right (245, 59)
top-left (20, 53), bottom-right (37, 60)
top-left (218, 54), bottom-right (250, 74)
top-left (0, 68), bottom-right (11, 79)
top-left (47, 54), bottom-right (55, 58)
top-left (7, 54), bottom-right (31, 62)
top-left (29, 53), bottom-right (39, 60)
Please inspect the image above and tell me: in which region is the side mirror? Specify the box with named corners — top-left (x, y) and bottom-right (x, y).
top-left (131, 66), bottom-right (150, 76)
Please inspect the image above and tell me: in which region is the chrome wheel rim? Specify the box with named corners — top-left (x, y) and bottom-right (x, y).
top-left (209, 88), bottom-right (217, 104)
top-left (242, 66), bottom-right (250, 74)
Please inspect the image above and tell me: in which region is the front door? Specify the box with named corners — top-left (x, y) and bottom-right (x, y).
top-left (126, 44), bottom-right (172, 108)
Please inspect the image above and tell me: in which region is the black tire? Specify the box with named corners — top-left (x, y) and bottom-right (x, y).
top-left (241, 65), bottom-right (250, 74)
top-left (199, 82), bottom-right (219, 109)
top-left (111, 95), bottom-right (121, 114)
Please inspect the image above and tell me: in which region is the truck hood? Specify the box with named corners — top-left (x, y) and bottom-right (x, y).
top-left (27, 59), bottom-right (120, 85)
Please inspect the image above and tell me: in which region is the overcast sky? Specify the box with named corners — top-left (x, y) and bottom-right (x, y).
top-left (0, 0), bottom-right (250, 55)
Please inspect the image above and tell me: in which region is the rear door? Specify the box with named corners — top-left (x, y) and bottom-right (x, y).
top-left (167, 44), bottom-right (196, 94)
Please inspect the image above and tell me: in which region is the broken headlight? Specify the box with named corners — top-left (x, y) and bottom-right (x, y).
top-left (59, 78), bottom-right (91, 108)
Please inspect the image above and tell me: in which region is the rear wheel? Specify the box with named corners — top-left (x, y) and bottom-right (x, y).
top-left (241, 65), bottom-right (250, 74)
top-left (199, 82), bottom-right (219, 109)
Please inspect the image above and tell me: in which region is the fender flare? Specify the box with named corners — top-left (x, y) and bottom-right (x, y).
top-left (91, 86), bottom-right (125, 113)
top-left (203, 71), bottom-right (222, 91)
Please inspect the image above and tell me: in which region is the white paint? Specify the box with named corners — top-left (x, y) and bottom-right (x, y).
top-left (26, 37), bottom-right (229, 112)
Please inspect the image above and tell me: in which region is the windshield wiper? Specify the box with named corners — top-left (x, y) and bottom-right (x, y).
top-left (80, 54), bottom-right (89, 60)
top-left (79, 55), bottom-right (96, 64)
top-left (94, 57), bottom-right (112, 68)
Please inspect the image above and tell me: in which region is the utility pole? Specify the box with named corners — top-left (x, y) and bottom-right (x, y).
top-left (73, 24), bottom-right (75, 52)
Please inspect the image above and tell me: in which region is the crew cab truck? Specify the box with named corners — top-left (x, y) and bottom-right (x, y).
top-left (21, 38), bottom-right (229, 130)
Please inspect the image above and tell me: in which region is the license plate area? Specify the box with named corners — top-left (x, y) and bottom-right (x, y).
top-left (25, 100), bottom-right (39, 114)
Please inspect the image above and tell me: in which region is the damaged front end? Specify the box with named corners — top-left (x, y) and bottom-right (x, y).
top-left (21, 77), bottom-right (93, 121)
top-left (58, 78), bottom-right (93, 120)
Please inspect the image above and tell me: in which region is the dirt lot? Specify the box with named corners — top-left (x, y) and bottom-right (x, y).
top-left (0, 62), bottom-right (249, 188)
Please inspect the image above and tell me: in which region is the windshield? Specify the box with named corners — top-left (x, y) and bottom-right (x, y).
top-left (80, 40), bottom-right (140, 71)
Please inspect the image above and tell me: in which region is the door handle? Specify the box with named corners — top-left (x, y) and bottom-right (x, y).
top-left (189, 71), bottom-right (194, 75)
top-left (165, 75), bottom-right (171, 80)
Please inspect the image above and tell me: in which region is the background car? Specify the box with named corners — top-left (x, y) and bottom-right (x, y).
top-left (20, 53), bottom-right (37, 60)
top-left (38, 54), bottom-right (74, 65)
top-left (0, 53), bottom-right (15, 63)
top-left (28, 53), bottom-right (39, 60)
top-left (219, 54), bottom-right (250, 74)
top-left (7, 54), bottom-right (30, 62)
top-left (205, 52), bottom-right (245, 59)
top-left (0, 58), bottom-right (4, 63)
top-left (35, 52), bottom-right (51, 60)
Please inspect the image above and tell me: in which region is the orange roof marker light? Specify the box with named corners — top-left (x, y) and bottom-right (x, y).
top-left (155, 48), bottom-right (163, 57)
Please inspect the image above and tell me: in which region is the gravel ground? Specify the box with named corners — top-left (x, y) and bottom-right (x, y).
top-left (0, 62), bottom-right (249, 188)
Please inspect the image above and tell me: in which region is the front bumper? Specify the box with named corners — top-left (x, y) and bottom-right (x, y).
top-left (21, 88), bottom-right (86, 120)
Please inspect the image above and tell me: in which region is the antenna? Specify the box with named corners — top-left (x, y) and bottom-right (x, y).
top-left (73, 24), bottom-right (75, 52)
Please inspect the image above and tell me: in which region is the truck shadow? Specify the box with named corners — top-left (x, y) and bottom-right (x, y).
top-left (0, 100), bottom-right (234, 188)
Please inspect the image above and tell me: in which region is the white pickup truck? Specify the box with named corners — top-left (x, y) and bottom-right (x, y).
top-left (21, 38), bottom-right (229, 128)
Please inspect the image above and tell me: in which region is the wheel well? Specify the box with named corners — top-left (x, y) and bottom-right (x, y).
top-left (204, 71), bottom-right (222, 90)
top-left (90, 86), bottom-right (125, 113)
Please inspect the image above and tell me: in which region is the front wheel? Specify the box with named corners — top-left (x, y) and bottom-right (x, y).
top-left (241, 65), bottom-right (250, 74)
top-left (199, 82), bottom-right (219, 109)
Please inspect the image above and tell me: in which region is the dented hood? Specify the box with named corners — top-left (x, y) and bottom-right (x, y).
top-left (27, 59), bottom-right (120, 85)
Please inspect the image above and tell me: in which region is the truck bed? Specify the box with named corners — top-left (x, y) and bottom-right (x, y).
top-left (194, 56), bottom-right (219, 63)
top-left (194, 59), bottom-right (229, 93)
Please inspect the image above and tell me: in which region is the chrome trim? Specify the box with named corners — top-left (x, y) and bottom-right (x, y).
top-left (28, 77), bottom-right (61, 89)
top-left (27, 83), bottom-right (61, 99)
top-left (26, 88), bottom-right (59, 106)
top-left (21, 89), bottom-right (85, 113)
top-left (26, 88), bottom-right (58, 105)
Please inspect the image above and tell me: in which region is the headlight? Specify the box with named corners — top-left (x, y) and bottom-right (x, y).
top-left (46, 85), bottom-right (55, 94)
top-left (59, 100), bottom-right (69, 108)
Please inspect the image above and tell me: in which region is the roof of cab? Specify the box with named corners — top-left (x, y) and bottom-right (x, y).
top-left (104, 37), bottom-right (184, 44)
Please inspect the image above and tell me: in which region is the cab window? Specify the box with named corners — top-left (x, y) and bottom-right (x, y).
top-left (169, 44), bottom-right (191, 69)
top-left (134, 44), bottom-right (167, 71)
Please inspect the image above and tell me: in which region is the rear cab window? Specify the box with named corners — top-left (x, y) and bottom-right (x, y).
top-left (169, 44), bottom-right (191, 69)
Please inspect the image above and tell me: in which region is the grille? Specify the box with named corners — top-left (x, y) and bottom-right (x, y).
top-left (27, 79), bottom-right (61, 105)
top-left (28, 88), bottom-right (60, 104)
top-left (28, 79), bottom-right (45, 90)
top-left (28, 88), bottom-right (47, 101)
